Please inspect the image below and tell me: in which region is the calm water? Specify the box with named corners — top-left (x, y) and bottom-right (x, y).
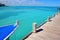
top-left (0, 6), bottom-right (58, 40)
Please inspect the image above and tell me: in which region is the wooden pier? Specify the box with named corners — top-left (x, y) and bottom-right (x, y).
top-left (25, 13), bottom-right (60, 40)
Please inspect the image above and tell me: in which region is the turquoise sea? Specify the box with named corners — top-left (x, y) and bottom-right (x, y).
top-left (0, 6), bottom-right (58, 40)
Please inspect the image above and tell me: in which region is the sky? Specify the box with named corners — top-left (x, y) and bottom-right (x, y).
top-left (0, 0), bottom-right (60, 7)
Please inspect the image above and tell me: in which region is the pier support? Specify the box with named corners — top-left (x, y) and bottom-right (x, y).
top-left (14, 20), bottom-right (19, 27)
top-left (47, 16), bottom-right (50, 22)
top-left (32, 22), bottom-right (37, 33)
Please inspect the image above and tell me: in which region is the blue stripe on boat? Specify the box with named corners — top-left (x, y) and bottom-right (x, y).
top-left (0, 25), bottom-right (16, 40)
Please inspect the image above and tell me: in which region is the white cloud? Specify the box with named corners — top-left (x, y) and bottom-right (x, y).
top-left (0, 0), bottom-right (44, 6)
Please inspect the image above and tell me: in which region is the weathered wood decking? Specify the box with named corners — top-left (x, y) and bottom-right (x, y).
top-left (25, 13), bottom-right (60, 40)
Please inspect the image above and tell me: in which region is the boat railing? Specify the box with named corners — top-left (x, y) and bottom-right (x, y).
top-left (4, 20), bottom-right (19, 40)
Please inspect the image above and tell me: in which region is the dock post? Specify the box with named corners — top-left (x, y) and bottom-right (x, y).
top-left (47, 16), bottom-right (50, 22)
top-left (14, 20), bottom-right (19, 27)
top-left (32, 22), bottom-right (37, 33)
